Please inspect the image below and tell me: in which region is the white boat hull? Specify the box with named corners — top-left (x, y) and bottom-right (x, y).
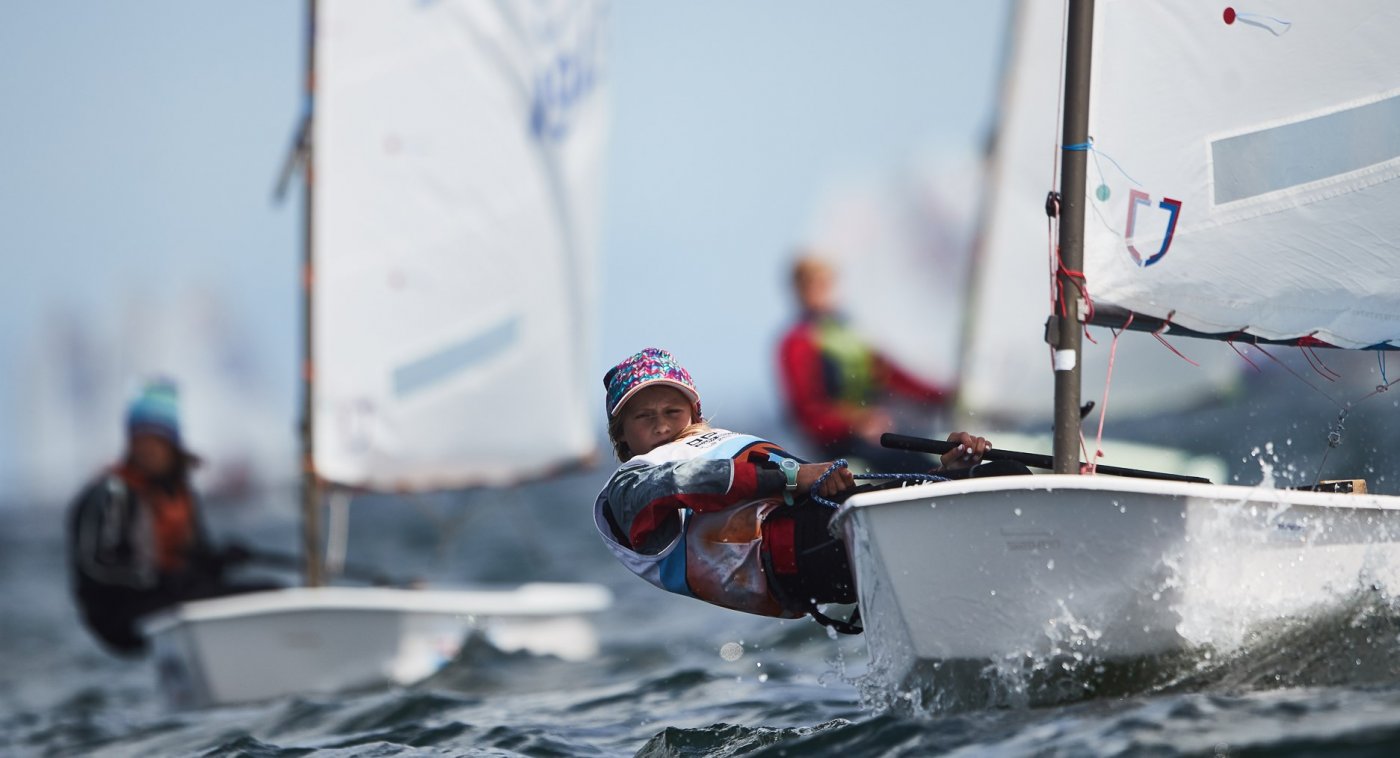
top-left (140, 583), bottom-right (612, 708)
top-left (835, 476), bottom-right (1400, 702)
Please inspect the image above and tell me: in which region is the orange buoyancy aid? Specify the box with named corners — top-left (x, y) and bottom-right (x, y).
top-left (117, 466), bottom-right (197, 574)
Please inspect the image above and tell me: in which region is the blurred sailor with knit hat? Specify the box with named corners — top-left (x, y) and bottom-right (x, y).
top-left (66, 378), bottom-right (272, 656)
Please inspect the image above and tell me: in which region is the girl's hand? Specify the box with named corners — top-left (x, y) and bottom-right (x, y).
top-left (797, 462), bottom-right (856, 500)
top-left (940, 432), bottom-right (992, 471)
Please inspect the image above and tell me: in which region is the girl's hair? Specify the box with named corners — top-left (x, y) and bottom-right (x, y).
top-left (121, 443), bottom-right (198, 483)
top-left (608, 410), bottom-right (710, 462)
top-left (791, 252), bottom-right (833, 288)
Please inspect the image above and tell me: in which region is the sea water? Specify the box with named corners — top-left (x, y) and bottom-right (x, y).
top-left (9, 459), bottom-right (1400, 757)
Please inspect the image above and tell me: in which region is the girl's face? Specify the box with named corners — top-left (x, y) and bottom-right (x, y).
top-left (129, 432), bottom-right (178, 478)
top-left (797, 264), bottom-right (836, 315)
top-left (619, 385), bottom-right (697, 457)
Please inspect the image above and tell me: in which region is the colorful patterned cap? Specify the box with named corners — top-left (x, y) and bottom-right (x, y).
top-left (603, 347), bottom-right (702, 418)
top-left (125, 377), bottom-right (183, 446)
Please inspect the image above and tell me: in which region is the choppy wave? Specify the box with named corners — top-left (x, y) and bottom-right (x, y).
top-left (12, 468), bottom-right (1400, 756)
top-left (852, 587), bottom-right (1400, 724)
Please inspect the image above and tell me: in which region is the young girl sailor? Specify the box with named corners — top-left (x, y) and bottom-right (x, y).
top-left (593, 347), bottom-right (996, 630)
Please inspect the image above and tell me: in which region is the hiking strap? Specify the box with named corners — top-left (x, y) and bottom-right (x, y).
top-left (809, 604), bottom-right (863, 635)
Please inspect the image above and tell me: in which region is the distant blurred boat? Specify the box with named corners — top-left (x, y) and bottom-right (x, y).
top-left (837, 0), bottom-right (1400, 705)
top-left (143, 0), bottom-right (614, 709)
top-left (142, 584), bottom-right (609, 708)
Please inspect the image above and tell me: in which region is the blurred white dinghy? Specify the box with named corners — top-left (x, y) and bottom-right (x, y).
top-left (837, 0), bottom-right (1400, 703)
top-left (142, 584), bottom-right (610, 708)
top-left (143, 0), bottom-right (614, 709)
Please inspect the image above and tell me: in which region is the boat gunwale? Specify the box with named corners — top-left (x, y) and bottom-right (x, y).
top-left (139, 583), bottom-right (613, 634)
top-left (833, 473), bottom-right (1400, 528)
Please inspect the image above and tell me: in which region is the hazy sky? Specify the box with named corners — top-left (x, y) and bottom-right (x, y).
top-left (0, 1), bottom-right (1009, 500)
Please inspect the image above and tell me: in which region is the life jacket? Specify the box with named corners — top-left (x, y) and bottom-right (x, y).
top-left (813, 316), bottom-right (877, 406)
top-left (116, 465), bottom-right (198, 574)
top-left (593, 430), bottom-right (803, 619)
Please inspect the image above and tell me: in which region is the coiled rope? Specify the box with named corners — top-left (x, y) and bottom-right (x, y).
top-left (807, 459), bottom-right (948, 509)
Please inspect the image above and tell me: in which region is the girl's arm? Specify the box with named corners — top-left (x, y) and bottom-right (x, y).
top-left (70, 477), bottom-right (150, 589)
top-left (608, 455), bottom-right (858, 552)
top-left (607, 457), bottom-right (786, 551)
top-left (878, 357), bottom-right (950, 404)
top-left (778, 327), bottom-right (854, 445)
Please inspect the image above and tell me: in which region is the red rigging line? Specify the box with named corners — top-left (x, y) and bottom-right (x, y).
top-left (1085, 311), bottom-right (1134, 474)
top-left (1226, 335), bottom-right (1264, 373)
top-left (1053, 246), bottom-right (1092, 321)
top-left (1150, 314), bottom-right (1199, 368)
top-left (1302, 345), bottom-right (1342, 382)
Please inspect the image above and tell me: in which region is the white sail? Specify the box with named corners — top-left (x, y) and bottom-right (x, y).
top-left (960, 0), bottom-right (1239, 427)
top-left (312, 0), bottom-right (609, 489)
top-left (1083, 0), bottom-right (1400, 349)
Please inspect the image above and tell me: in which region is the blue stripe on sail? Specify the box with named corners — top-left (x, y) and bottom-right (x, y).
top-left (1213, 94), bottom-right (1400, 204)
top-left (392, 316), bottom-right (520, 398)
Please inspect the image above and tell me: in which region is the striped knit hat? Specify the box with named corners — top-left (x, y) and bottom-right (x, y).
top-left (125, 377), bottom-right (183, 447)
top-left (603, 347), bottom-right (701, 418)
